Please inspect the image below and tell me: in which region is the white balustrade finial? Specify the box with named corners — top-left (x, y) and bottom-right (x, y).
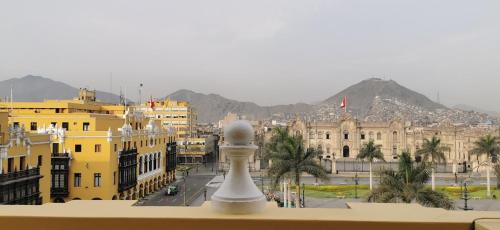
top-left (211, 120), bottom-right (266, 214)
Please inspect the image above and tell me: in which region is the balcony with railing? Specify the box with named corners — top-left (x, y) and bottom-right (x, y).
top-left (51, 153), bottom-right (70, 198)
top-left (0, 168), bottom-right (41, 184)
top-left (119, 149), bottom-right (138, 192)
top-left (0, 167), bottom-right (42, 205)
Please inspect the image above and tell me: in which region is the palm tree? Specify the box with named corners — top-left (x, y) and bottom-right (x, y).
top-left (416, 136), bottom-right (449, 191)
top-left (357, 140), bottom-right (385, 190)
top-left (266, 127), bottom-right (328, 208)
top-left (367, 151), bottom-right (454, 210)
top-left (470, 134), bottom-right (499, 197)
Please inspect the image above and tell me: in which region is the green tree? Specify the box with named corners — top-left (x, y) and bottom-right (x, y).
top-left (416, 136), bottom-right (449, 191)
top-left (267, 127), bottom-right (328, 208)
top-left (470, 134), bottom-right (500, 196)
top-left (367, 151), bottom-right (454, 210)
top-left (357, 140), bottom-right (385, 190)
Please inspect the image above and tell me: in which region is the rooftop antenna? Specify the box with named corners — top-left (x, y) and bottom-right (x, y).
top-left (138, 83), bottom-right (143, 105)
top-left (10, 84), bottom-right (13, 111)
top-left (109, 72), bottom-right (113, 94)
top-left (119, 87), bottom-right (124, 106)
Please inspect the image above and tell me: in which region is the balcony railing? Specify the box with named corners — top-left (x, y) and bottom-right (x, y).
top-left (0, 168), bottom-right (41, 184)
top-left (0, 201), bottom-right (499, 230)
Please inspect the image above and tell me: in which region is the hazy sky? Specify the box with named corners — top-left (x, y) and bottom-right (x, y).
top-left (1, 0), bottom-right (499, 111)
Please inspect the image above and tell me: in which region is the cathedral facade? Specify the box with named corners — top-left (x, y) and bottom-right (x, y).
top-left (289, 114), bottom-right (499, 174)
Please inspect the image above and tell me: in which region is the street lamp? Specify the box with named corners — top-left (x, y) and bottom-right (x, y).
top-left (260, 172), bottom-right (264, 193)
top-left (354, 172), bottom-right (359, 199)
top-left (461, 181), bottom-right (473, 211)
top-left (302, 183), bottom-right (305, 208)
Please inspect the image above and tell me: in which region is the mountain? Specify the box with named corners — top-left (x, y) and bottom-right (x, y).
top-left (166, 89), bottom-right (313, 123)
top-left (0, 75), bottom-right (122, 103)
top-left (168, 78), bottom-right (453, 123)
top-left (321, 78), bottom-right (446, 117)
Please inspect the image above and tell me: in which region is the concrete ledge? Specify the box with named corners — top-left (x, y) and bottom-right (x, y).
top-left (1, 201), bottom-right (500, 230)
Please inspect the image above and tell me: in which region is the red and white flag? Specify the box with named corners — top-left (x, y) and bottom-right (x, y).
top-left (148, 96), bottom-right (156, 110)
top-left (340, 96), bottom-right (347, 112)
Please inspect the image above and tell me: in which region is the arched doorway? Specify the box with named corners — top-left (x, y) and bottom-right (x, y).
top-left (53, 197), bottom-right (65, 203)
top-left (139, 184), bottom-right (144, 198)
top-left (112, 195), bottom-right (118, 200)
top-left (343, 146), bottom-right (350, 158)
top-left (322, 159), bottom-right (332, 173)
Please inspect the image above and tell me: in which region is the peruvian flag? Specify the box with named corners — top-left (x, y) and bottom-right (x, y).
top-left (340, 96), bottom-right (347, 112)
top-left (148, 96), bottom-right (156, 110)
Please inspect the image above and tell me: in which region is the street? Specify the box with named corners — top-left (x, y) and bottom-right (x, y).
top-left (138, 165), bottom-right (216, 206)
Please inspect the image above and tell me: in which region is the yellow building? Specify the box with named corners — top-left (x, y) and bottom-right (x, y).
top-left (0, 112), bottom-right (52, 205)
top-left (0, 89), bottom-right (177, 202)
top-left (136, 98), bottom-right (207, 164)
top-left (177, 137), bottom-right (207, 164)
top-left (138, 98), bottom-right (197, 139)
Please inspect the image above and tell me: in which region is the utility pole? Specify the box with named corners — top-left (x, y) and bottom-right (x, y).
top-left (183, 171), bottom-right (187, 206)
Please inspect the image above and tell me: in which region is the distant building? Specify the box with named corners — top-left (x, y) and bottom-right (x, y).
top-left (289, 113), bottom-right (500, 174)
top-left (135, 98), bottom-right (200, 165)
top-left (136, 98), bottom-right (197, 139)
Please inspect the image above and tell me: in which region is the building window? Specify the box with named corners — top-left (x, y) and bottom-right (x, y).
top-left (114, 144), bottom-right (117, 152)
top-left (20, 156), bottom-right (26, 171)
top-left (38, 155), bottom-right (43, 167)
top-left (377, 132), bottom-right (382, 140)
top-left (62, 122), bottom-right (69, 131)
top-left (7, 158), bottom-right (13, 172)
top-left (75, 144), bottom-right (82, 152)
top-left (74, 173), bottom-right (81, 187)
top-left (360, 132), bottom-right (365, 140)
top-left (343, 145), bottom-right (350, 158)
top-left (139, 156), bottom-right (143, 174)
top-left (51, 122), bottom-right (57, 127)
top-left (393, 131), bottom-right (398, 143)
top-left (326, 133), bottom-right (330, 140)
top-left (83, 122), bottom-right (90, 131)
top-left (113, 171), bottom-right (117, 185)
top-left (344, 131), bottom-right (349, 140)
top-left (30, 122), bottom-right (37, 131)
top-left (94, 173), bottom-right (102, 187)
top-left (95, 144), bottom-right (101, 153)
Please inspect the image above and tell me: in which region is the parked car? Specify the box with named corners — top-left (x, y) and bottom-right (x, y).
top-left (165, 185), bottom-right (178, 196)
